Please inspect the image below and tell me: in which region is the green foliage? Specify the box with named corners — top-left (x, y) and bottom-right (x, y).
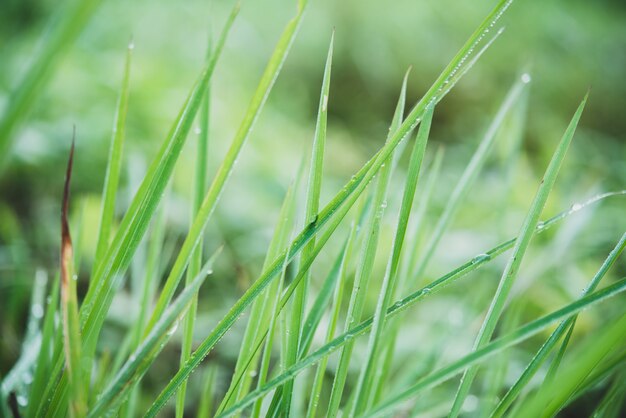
top-left (1, 0), bottom-right (625, 417)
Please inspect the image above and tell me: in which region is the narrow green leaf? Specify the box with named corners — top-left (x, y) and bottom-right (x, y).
top-left (60, 138), bottom-right (86, 418)
top-left (449, 93), bottom-right (589, 417)
top-left (490, 231), bottom-right (626, 417)
top-left (93, 41), bottom-right (134, 268)
top-left (327, 68), bottom-right (410, 417)
top-left (283, 30), bottom-right (333, 414)
top-left (197, 366), bottom-right (218, 418)
top-left (351, 105), bottom-right (435, 415)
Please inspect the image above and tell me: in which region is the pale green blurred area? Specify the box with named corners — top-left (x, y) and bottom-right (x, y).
top-left (1, 0), bottom-right (625, 414)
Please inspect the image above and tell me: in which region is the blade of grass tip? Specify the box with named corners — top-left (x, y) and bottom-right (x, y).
top-left (176, 32), bottom-right (214, 418)
top-left (490, 231), bottom-right (626, 418)
top-left (146, 0), bottom-right (304, 334)
top-left (218, 172), bottom-right (300, 414)
top-left (197, 366), bottom-right (218, 418)
top-left (514, 310), bottom-right (626, 418)
top-left (26, 273), bottom-right (60, 418)
top-left (0, 0), bottom-right (104, 172)
top-left (283, 30), bottom-right (333, 415)
top-left (449, 93), bottom-right (589, 418)
top-left (351, 105), bottom-right (435, 416)
top-left (327, 68), bottom-right (410, 417)
top-left (60, 135), bottom-right (86, 417)
top-left (372, 146), bottom-right (445, 405)
top-left (412, 74), bottom-right (530, 285)
top-left (213, 192), bottom-right (618, 416)
top-left (146, 2), bottom-right (522, 412)
top-left (86, 252), bottom-right (220, 417)
top-left (92, 41), bottom-right (134, 271)
top-left (306, 223), bottom-right (358, 418)
top-left (220, 272), bottom-right (626, 418)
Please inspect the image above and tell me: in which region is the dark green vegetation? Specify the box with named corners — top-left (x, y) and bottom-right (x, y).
top-left (1, 0), bottom-right (625, 417)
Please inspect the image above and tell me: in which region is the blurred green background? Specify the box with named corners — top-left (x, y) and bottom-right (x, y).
top-left (1, 0), bottom-right (625, 414)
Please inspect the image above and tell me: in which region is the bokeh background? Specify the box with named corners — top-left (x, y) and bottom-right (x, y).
top-left (1, 0), bottom-right (625, 415)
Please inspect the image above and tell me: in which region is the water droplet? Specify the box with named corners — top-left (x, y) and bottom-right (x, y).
top-left (24, 373), bottom-right (33, 384)
top-left (72, 274), bottom-right (78, 281)
top-left (536, 221), bottom-right (546, 230)
top-left (167, 321), bottom-right (179, 336)
top-left (380, 201), bottom-right (387, 209)
top-left (17, 395), bottom-right (27, 406)
top-left (194, 126), bottom-right (201, 135)
top-left (249, 370), bottom-right (258, 378)
top-left (322, 94), bottom-right (328, 112)
top-left (32, 304), bottom-right (44, 319)
top-left (521, 73), bottom-right (531, 84)
top-left (128, 41), bottom-right (135, 50)
top-left (422, 287), bottom-right (431, 295)
top-left (570, 203), bottom-right (582, 212)
top-left (471, 253), bottom-right (491, 264)
top-left (206, 269), bottom-right (214, 275)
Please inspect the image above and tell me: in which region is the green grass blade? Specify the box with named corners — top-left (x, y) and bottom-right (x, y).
top-left (351, 105), bottom-right (435, 415)
top-left (591, 368), bottom-right (626, 418)
top-left (0, 0), bottom-right (103, 171)
top-left (197, 366), bottom-right (218, 418)
top-left (93, 42), bottom-right (133, 268)
top-left (327, 69), bottom-right (409, 417)
top-left (282, 31), bottom-right (333, 414)
top-left (514, 311), bottom-right (626, 418)
top-left (26, 274), bottom-right (60, 418)
top-left (490, 231), bottom-right (626, 417)
top-left (219, 273), bottom-right (626, 418)
top-left (60, 139), bottom-right (86, 417)
top-left (145, 0), bottom-right (305, 334)
top-left (448, 93), bottom-right (589, 417)
top-left (86, 254), bottom-right (219, 417)
top-left (144, 2), bottom-right (523, 411)
top-left (176, 33), bottom-right (213, 418)
top-left (412, 74), bottom-right (530, 284)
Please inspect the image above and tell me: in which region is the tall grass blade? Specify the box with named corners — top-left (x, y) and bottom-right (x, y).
top-left (327, 69), bottom-right (409, 417)
top-left (351, 105), bottom-right (434, 415)
top-left (282, 31), bottom-right (333, 414)
top-left (448, 93), bottom-right (589, 417)
top-left (490, 231), bottom-right (626, 417)
top-left (0, 0), bottom-right (103, 171)
top-left (60, 137), bottom-right (86, 417)
top-left (176, 32), bottom-right (214, 418)
top-left (93, 41), bottom-right (133, 269)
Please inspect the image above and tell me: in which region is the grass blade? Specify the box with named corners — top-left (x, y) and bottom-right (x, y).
top-left (490, 231), bottom-right (626, 417)
top-left (60, 137), bottom-right (86, 417)
top-left (351, 105), bottom-right (435, 415)
top-left (282, 31), bottom-right (333, 414)
top-left (327, 69), bottom-right (409, 417)
top-left (448, 93), bottom-right (589, 417)
top-left (93, 41), bottom-right (134, 268)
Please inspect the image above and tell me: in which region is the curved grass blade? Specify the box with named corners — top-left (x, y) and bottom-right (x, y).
top-left (327, 69), bottom-right (409, 417)
top-left (93, 41), bottom-right (134, 268)
top-left (86, 253), bottom-right (219, 417)
top-left (490, 231), bottom-right (626, 417)
top-left (176, 32), bottom-right (214, 418)
top-left (0, 0), bottom-right (104, 171)
top-left (144, 2), bottom-right (525, 412)
top-left (60, 137), bottom-right (86, 417)
top-left (220, 273), bottom-right (626, 418)
top-left (282, 31), bottom-right (333, 414)
top-left (513, 311), bottom-right (626, 418)
top-left (448, 93), bottom-right (589, 417)
top-left (351, 105), bottom-right (434, 415)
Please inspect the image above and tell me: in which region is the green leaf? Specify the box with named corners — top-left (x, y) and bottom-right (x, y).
top-left (448, 93), bottom-right (589, 417)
